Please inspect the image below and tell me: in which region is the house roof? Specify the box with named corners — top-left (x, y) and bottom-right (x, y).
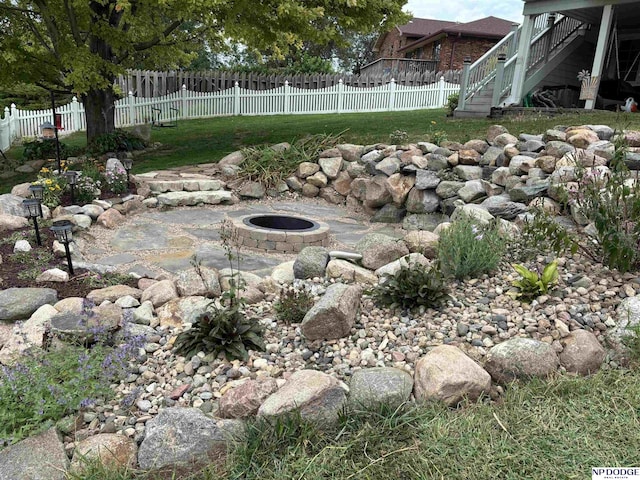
top-left (398, 18), bottom-right (457, 37)
top-left (399, 16), bottom-right (515, 53)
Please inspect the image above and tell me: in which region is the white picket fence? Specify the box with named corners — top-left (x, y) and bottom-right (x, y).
top-left (1, 78), bottom-right (458, 152)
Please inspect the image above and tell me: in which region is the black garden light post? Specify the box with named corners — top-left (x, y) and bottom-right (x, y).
top-left (122, 157), bottom-right (133, 186)
top-left (23, 198), bottom-right (43, 246)
top-left (50, 220), bottom-right (74, 275)
top-left (63, 170), bottom-right (78, 205)
top-left (28, 184), bottom-right (44, 217)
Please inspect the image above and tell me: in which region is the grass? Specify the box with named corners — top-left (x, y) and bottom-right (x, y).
top-left (70, 368), bottom-right (640, 480)
top-left (4, 108), bottom-right (640, 194)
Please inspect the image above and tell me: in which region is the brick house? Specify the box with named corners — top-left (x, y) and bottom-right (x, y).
top-left (373, 16), bottom-right (515, 71)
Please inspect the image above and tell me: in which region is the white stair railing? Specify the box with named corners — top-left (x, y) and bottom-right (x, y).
top-left (461, 13), bottom-right (584, 108)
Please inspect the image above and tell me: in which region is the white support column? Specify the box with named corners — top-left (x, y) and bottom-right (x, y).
top-left (507, 14), bottom-right (536, 105)
top-left (585, 4), bottom-right (615, 110)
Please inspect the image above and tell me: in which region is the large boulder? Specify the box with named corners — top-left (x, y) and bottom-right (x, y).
top-left (293, 247), bottom-right (330, 279)
top-left (402, 230), bottom-right (439, 258)
top-left (219, 378), bottom-right (279, 419)
top-left (86, 285), bottom-right (141, 304)
top-left (175, 266), bottom-right (221, 297)
top-left (0, 288), bottom-right (57, 322)
top-left (0, 428), bottom-right (68, 480)
top-left (70, 434), bottom-right (137, 473)
top-left (349, 367), bottom-right (413, 408)
top-left (484, 338), bottom-right (559, 383)
top-left (156, 296), bottom-right (211, 328)
top-left (414, 345), bottom-right (491, 406)
top-left (0, 304), bottom-right (57, 364)
top-left (325, 259), bottom-right (378, 285)
top-left (140, 279), bottom-right (178, 308)
top-left (138, 408), bottom-right (243, 471)
top-left (559, 330), bottom-right (605, 375)
top-left (360, 240), bottom-right (409, 271)
top-left (301, 283), bottom-right (362, 341)
top-left (0, 194), bottom-right (29, 217)
top-left (258, 370), bottom-right (348, 423)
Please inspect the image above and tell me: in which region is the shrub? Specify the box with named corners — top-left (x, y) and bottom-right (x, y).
top-left (87, 129), bottom-right (146, 156)
top-left (371, 262), bottom-right (449, 310)
top-left (274, 286), bottom-right (314, 324)
top-left (521, 139), bottom-right (640, 273)
top-left (568, 142), bottom-right (640, 272)
top-left (22, 139), bottom-right (79, 161)
top-left (389, 130), bottom-right (409, 144)
top-left (510, 260), bottom-right (559, 302)
top-left (239, 133), bottom-right (341, 189)
top-left (447, 92), bottom-right (459, 115)
top-left (438, 215), bottom-right (506, 279)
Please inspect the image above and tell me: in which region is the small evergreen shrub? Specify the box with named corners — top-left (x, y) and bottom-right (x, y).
top-left (438, 215), bottom-right (506, 279)
top-left (371, 262), bottom-right (449, 310)
top-left (274, 287), bottom-right (314, 324)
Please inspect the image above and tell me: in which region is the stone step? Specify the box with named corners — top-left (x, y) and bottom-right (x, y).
top-left (144, 178), bottom-right (226, 193)
top-left (156, 190), bottom-right (238, 207)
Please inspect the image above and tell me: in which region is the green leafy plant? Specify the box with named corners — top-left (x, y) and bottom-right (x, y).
top-left (427, 120), bottom-right (447, 145)
top-left (514, 208), bottom-right (580, 262)
top-left (22, 139), bottom-right (80, 161)
top-left (86, 129), bottom-right (146, 156)
top-left (74, 174), bottom-right (101, 204)
top-left (32, 166), bottom-right (66, 208)
top-left (239, 132), bottom-right (342, 189)
top-left (274, 287), bottom-right (314, 324)
top-left (174, 220), bottom-right (265, 360)
top-left (370, 262), bottom-right (449, 310)
top-left (389, 130), bottom-right (409, 144)
top-left (447, 92), bottom-right (459, 115)
top-left (81, 272), bottom-right (135, 289)
top-left (104, 166), bottom-right (128, 194)
top-left (568, 139), bottom-right (640, 272)
top-left (11, 250), bottom-right (55, 280)
top-left (509, 260), bottom-right (559, 302)
top-left (0, 320), bottom-right (143, 447)
top-left (438, 215), bottom-right (506, 279)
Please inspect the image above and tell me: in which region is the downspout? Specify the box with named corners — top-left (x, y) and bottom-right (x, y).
top-left (449, 33), bottom-right (461, 70)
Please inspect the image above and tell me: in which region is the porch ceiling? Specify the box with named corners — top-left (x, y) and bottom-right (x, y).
top-left (524, 1), bottom-right (640, 29)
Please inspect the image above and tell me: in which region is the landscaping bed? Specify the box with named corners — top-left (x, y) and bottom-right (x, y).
top-left (0, 118), bottom-right (639, 479)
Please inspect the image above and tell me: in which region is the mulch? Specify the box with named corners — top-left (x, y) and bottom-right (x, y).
top-left (0, 224), bottom-right (137, 299)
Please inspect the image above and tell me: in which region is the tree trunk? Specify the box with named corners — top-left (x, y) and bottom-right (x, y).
top-left (83, 87), bottom-right (116, 144)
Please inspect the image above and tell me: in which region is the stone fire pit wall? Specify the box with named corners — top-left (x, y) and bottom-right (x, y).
top-left (229, 215), bottom-right (330, 253)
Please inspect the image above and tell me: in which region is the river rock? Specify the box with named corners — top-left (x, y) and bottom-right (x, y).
top-left (484, 338), bottom-right (559, 383)
top-left (301, 283), bottom-right (362, 341)
top-left (414, 345), bottom-right (491, 406)
top-left (258, 370), bottom-right (348, 423)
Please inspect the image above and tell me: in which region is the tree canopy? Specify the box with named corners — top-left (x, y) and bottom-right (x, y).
top-left (0, 0), bottom-right (408, 142)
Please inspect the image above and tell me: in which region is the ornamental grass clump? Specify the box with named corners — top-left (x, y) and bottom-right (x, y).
top-left (239, 132), bottom-right (342, 189)
top-left (438, 215), bottom-right (506, 279)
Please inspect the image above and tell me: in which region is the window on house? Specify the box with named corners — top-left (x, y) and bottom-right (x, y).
top-left (433, 41), bottom-right (442, 61)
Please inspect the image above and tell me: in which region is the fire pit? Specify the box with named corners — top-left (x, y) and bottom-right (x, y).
top-left (230, 214), bottom-right (330, 253)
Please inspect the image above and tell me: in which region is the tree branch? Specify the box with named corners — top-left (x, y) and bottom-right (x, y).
top-left (63, 0), bottom-right (83, 46)
top-left (133, 20), bottom-right (183, 51)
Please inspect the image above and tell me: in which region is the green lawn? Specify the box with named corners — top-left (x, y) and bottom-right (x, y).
top-left (71, 369), bottom-right (640, 480)
top-left (4, 108), bottom-right (640, 193)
